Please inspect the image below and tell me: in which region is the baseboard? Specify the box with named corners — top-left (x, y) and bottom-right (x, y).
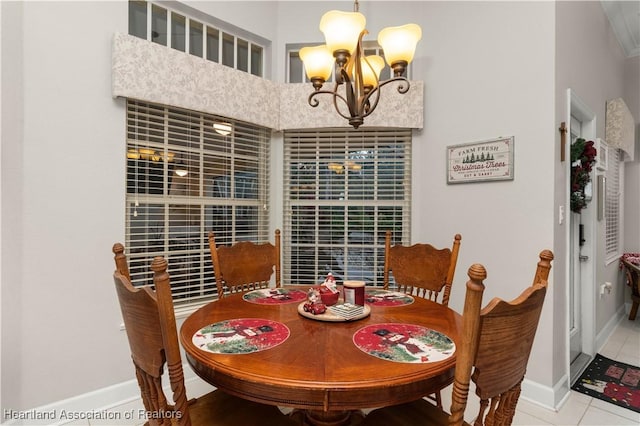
top-left (521, 374), bottom-right (570, 411)
top-left (595, 305), bottom-right (625, 352)
top-left (1, 366), bottom-right (212, 426)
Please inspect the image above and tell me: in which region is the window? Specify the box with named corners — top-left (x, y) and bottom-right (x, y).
top-left (128, 0), bottom-right (266, 77)
top-left (126, 100), bottom-right (270, 305)
top-left (605, 147), bottom-right (621, 261)
top-left (283, 128), bottom-right (412, 286)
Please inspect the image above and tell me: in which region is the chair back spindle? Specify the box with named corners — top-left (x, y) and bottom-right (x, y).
top-left (112, 242), bottom-right (131, 281)
top-left (448, 264), bottom-right (487, 425)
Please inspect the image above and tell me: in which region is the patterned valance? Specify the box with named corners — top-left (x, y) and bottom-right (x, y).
top-left (279, 82), bottom-right (423, 130)
top-left (111, 33), bottom-right (424, 131)
top-left (111, 33), bottom-right (279, 129)
top-left (605, 97), bottom-right (636, 161)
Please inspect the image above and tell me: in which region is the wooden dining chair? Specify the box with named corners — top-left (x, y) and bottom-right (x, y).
top-left (112, 244), bottom-right (296, 426)
top-left (621, 258), bottom-right (640, 320)
top-left (383, 231), bottom-right (462, 407)
top-left (208, 229), bottom-right (281, 297)
top-left (363, 249), bottom-right (553, 426)
top-left (384, 231), bottom-right (462, 306)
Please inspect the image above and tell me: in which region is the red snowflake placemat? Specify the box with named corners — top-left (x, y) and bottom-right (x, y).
top-left (193, 318), bottom-right (289, 354)
top-left (242, 288), bottom-right (307, 305)
top-left (353, 323), bottom-right (455, 363)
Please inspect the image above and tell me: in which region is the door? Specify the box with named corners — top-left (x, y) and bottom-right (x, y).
top-left (569, 117), bottom-right (584, 370)
top-left (567, 90), bottom-right (596, 384)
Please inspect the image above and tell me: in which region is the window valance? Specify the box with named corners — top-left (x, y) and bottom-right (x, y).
top-left (112, 33), bottom-right (423, 131)
top-left (605, 97), bottom-right (636, 161)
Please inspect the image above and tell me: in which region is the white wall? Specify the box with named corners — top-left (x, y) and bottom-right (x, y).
top-left (623, 56), bottom-right (640, 254)
top-left (1, 0), bottom-right (23, 414)
top-left (0, 0), bottom-right (633, 415)
top-left (556, 1), bottom-right (637, 345)
top-left (2, 0), bottom-right (131, 411)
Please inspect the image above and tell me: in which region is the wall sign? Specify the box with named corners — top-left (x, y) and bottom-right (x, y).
top-left (447, 136), bottom-right (514, 184)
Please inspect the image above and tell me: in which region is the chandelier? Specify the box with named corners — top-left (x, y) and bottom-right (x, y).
top-left (300, 0), bottom-right (421, 129)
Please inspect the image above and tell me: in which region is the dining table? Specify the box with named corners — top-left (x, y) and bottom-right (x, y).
top-left (179, 286), bottom-right (462, 426)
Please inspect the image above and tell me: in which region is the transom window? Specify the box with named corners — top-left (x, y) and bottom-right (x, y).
top-left (125, 100), bottom-right (270, 305)
top-left (129, 0), bottom-right (267, 77)
top-left (283, 128), bottom-right (412, 286)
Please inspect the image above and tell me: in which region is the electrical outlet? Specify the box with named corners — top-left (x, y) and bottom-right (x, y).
top-left (600, 282), bottom-right (613, 297)
top-left (559, 205), bottom-right (564, 225)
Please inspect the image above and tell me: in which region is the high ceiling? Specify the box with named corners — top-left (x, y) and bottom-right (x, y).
top-left (602, 0), bottom-right (640, 58)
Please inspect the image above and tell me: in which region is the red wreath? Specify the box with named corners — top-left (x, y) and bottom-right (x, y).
top-left (570, 138), bottom-right (597, 213)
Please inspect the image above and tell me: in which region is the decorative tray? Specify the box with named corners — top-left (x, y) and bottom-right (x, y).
top-left (297, 302), bottom-right (371, 322)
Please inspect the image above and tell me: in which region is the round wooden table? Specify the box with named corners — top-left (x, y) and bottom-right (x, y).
top-left (180, 288), bottom-right (462, 426)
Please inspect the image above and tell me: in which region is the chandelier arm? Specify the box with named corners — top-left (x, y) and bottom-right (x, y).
top-left (307, 90), bottom-right (354, 122)
top-left (377, 76), bottom-right (411, 94)
top-left (360, 86), bottom-right (382, 119)
top-left (357, 77), bottom-right (411, 120)
top-left (332, 91), bottom-right (357, 121)
top-left (308, 89), bottom-right (338, 107)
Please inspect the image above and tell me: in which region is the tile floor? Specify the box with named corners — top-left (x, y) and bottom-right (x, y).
top-left (439, 318), bottom-right (640, 426)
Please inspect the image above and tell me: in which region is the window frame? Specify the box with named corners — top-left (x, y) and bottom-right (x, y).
top-left (283, 128), bottom-right (412, 287)
top-left (125, 100), bottom-right (271, 309)
top-left (128, 0), bottom-right (269, 78)
top-left (605, 146), bottom-right (623, 264)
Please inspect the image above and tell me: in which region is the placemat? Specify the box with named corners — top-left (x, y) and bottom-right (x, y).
top-left (365, 289), bottom-right (414, 307)
top-left (193, 318), bottom-right (289, 354)
top-left (353, 323), bottom-right (455, 363)
top-left (242, 288), bottom-right (307, 305)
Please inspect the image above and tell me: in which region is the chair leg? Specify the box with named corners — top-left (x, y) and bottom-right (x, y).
top-left (425, 391), bottom-right (443, 408)
top-left (434, 391), bottom-right (443, 409)
top-left (629, 301), bottom-right (639, 321)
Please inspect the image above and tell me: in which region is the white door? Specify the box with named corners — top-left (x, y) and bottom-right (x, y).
top-left (569, 117), bottom-right (583, 369)
top-left (567, 90), bottom-right (596, 384)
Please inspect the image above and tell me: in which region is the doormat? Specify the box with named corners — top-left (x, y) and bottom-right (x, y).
top-left (571, 353), bottom-right (640, 413)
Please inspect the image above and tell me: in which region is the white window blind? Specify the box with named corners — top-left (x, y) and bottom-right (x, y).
top-left (605, 147), bottom-right (621, 260)
top-left (283, 128), bottom-right (412, 286)
top-left (126, 100), bottom-right (270, 305)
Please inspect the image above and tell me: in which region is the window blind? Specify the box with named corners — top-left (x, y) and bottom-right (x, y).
top-left (283, 128), bottom-right (411, 287)
top-left (126, 100), bottom-right (270, 306)
top-left (605, 147), bottom-right (620, 259)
